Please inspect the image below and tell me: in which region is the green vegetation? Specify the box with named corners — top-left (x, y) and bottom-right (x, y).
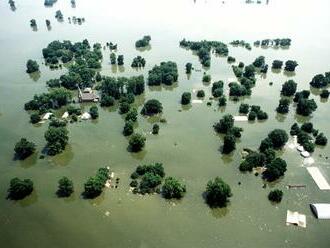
top-left (152, 124), bottom-right (160, 135)
top-left (254, 38), bottom-right (291, 47)
top-left (205, 177), bottom-right (232, 208)
top-left (248, 111), bottom-right (257, 121)
top-left (309, 72), bottom-right (330, 88)
top-left (110, 53), bottom-right (116, 64)
top-left (263, 158), bottom-right (287, 181)
top-left (14, 138), bottom-right (36, 159)
top-left (125, 108), bottom-right (138, 122)
top-left (30, 19), bottom-right (37, 27)
top-left (131, 56), bottom-right (146, 68)
top-left (179, 39), bottom-right (228, 67)
top-left (123, 121), bottom-right (134, 136)
top-left (117, 55), bottom-right (124, 65)
top-left (181, 92), bottom-right (191, 105)
top-left (202, 74), bottom-right (211, 83)
top-left (272, 60), bottom-right (283, 69)
top-left (44, 126), bottom-right (69, 155)
top-left (197, 90), bottom-right (205, 98)
top-left (129, 133), bottom-right (146, 152)
top-left (30, 113), bottom-right (41, 124)
top-left (100, 95), bottom-right (115, 107)
top-left (239, 103), bottom-right (249, 114)
top-left (148, 61), bottom-right (178, 86)
top-left (89, 106), bottom-right (99, 119)
top-left (315, 133), bottom-right (328, 146)
top-left (135, 35), bottom-right (151, 48)
top-left (284, 60), bottom-right (298, 72)
top-left (84, 167), bottom-right (109, 198)
top-left (320, 89), bottom-right (329, 98)
top-left (185, 63), bottom-right (192, 73)
top-left (296, 98), bottom-right (317, 116)
top-left (230, 40), bottom-right (251, 50)
top-left (119, 102), bottom-right (130, 114)
top-left (218, 96), bottom-right (227, 107)
top-left (141, 99), bottom-right (163, 115)
top-left (267, 129), bottom-right (288, 149)
top-left (281, 80), bottom-right (297, 96)
top-left (26, 60), bottom-right (39, 73)
top-left (252, 56), bottom-right (265, 68)
top-left (7, 178), bottom-right (33, 200)
top-left (130, 163), bottom-right (165, 194)
top-left (268, 189), bottom-right (283, 203)
top-left (276, 98), bottom-right (290, 114)
top-left (162, 177), bottom-right (186, 199)
top-left (223, 134), bottom-right (236, 154)
top-left (293, 90), bottom-right (310, 102)
top-left (212, 81), bottom-right (224, 97)
top-left (227, 56), bottom-right (236, 63)
top-left (239, 151), bottom-right (265, 172)
top-left (57, 177), bottom-right (74, 197)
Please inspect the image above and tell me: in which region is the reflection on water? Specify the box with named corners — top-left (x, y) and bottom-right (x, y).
top-left (17, 190), bottom-right (38, 207)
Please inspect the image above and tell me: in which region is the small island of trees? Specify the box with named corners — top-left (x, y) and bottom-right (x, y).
top-left (83, 167), bottom-right (109, 198)
top-left (135, 35), bottom-right (151, 48)
top-left (7, 177), bottom-right (34, 200)
top-left (141, 99), bottom-right (163, 115)
top-left (148, 61), bottom-right (178, 86)
top-left (205, 177), bottom-right (232, 208)
top-left (14, 138), bottom-right (36, 159)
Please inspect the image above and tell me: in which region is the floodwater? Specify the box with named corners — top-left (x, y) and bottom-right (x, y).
top-left (0, 0), bottom-right (330, 247)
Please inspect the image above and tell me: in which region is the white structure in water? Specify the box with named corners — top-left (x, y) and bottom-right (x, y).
top-left (310, 204), bottom-right (330, 219)
top-left (286, 210), bottom-right (306, 228)
top-left (306, 167), bottom-right (330, 190)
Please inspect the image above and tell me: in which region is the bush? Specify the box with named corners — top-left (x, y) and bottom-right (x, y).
top-left (205, 177), bottom-right (232, 207)
top-left (214, 114), bottom-right (234, 134)
top-left (272, 60), bottom-right (283, 69)
top-left (141, 99), bottom-right (163, 115)
top-left (84, 167), bottom-right (109, 198)
top-left (320, 89), bottom-right (329, 98)
top-left (14, 138), bottom-right (36, 159)
top-left (30, 113), bottom-right (41, 124)
top-left (284, 60), bottom-right (298, 72)
top-left (162, 177), bottom-right (186, 199)
top-left (197, 90), bottom-right (205, 98)
top-left (119, 102), bottom-right (130, 114)
top-left (259, 137), bottom-right (273, 152)
top-left (239, 103), bottom-right (249, 114)
top-left (148, 61), bottom-right (178, 86)
top-left (276, 99), bottom-right (290, 114)
top-left (257, 111), bottom-right (268, 120)
top-left (125, 108), bottom-right (138, 122)
top-left (152, 124), bottom-right (159, 134)
top-left (185, 63), bottom-right (192, 73)
top-left (89, 106), bottom-right (99, 119)
top-left (181, 92), bottom-right (191, 105)
top-left (268, 189), bottom-right (283, 202)
top-left (139, 172), bottom-right (162, 194)
top-left (57, 177), bottom-right (74, 197)
top-left (301, 122), bottom-right (313, 133)
top-left (222, 134), bottom-right (236, 154)
top-left (248, 111), bottom-right (257, 121)
top-left (7, 178), bottom-right (33, 200)
top-left (268, 129), bottom-right (288, 149)
top-left (290, 123), bottom-right (300, 136)
top-left (218, 96), bottom-right (227, 106)
top-left (135, 35), bottom-right (151, 48)
top-left (315, 133), bottom-right (327, 146)
top-left (202, 74), bottom-right (211, 83)
top-left (129, 133), bottom-right (146, 152)
top-left (296, 98), bottom-right (317, 116)
top-left (123, 121), bottom-right (134, 136)
top-left (263, 158), bottom-right (287, 181)
top-left (130, 180), bottom-right (138, 187)
top-left (26, 60), bottom-right (39, 73)
top-left (227, 56), bottom-right (236, 63)
top-left (100, 95), bottom-right (115, 107)
top-left (239, 152), bottom-right (265, 172)
top-left (281, 80), bottom-right (297, 96)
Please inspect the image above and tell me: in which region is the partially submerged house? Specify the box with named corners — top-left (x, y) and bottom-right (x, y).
top-left (78, 86), bottom-right (99, 102)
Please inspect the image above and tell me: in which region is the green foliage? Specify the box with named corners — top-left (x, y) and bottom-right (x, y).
top-left (239, 103), bottom-right (249, 114)
top-left (84, 167), bottom-right (109, 198)
top-left (213, 114), bottom-right (234, 134)
top-left (47, 79), bottom-right (61, 88)
top-left (89, 106), bottom-right (99, 119)
top-left (296, 98), bottom-right (317, 116)
top-left (229, 82), bottom-right (250, 97)
top-left (148, 61), bottom-right (178, 86)
top-left (252, 56), bottom-right (265, 68)
top-left (119, 102), bottom-right (130, 114)
top-left (44, 126), bottom-right (69, 155)
top-left (268, 129), bottom-right (288, 149)
top-left (7, 177), bottom-right (34, 200)
top-left (49, 118), bottom-right (67, 128)
top-left (268, 189), bottom-right (283, 202)
top-left (139, 173), bottom-right (162, 194)
top-left (320, 89), bottom-right (329, 98)
top-left (222, 134), bottom-right (236, 154)
top-left (162, 177), bottom-right (186, 199)
top-left (135, 35), bottom-right (151, 48)
top-left (272, 60), bottom-right (283, 69)
top-left (301, 122), bottom-right (313, 133)
top-left (117, 55), bottom-right (124, 65)
top-left (263, 158), bottom-right (287, 181)
top-left (197, 90), bottom-right (205, 98)
top-left (57, 177), bottom-right (74, 197)
top-left (202, 74), bottom-right (211, 83)
top-left (205, 177), bottom-right (232, 207)
top-left (239, 152), bottom-right (265, 172)
top-left (26, 60), bottom-right (39, 73)
top-left (100, 95), bottom-right (115, 107)
top-left (181, 92), bottom-right (191, 105)
top-left (212, 81), bottom-right (224, 97)
top-left (129, 133), bottom-right (146, 152)
top-left (141, 99), bottom-right (163, 115)
top-left (257, 111), bottom-right (268, 120)
top-left (232, 66), bottom-right (243, 78)
top-left (110, 53), bottom-right (116, 64)
top-left (185, 63), bottom-right (193, 73)
top-left (259, 137), bottom-right (273, 152)
top-left (248, 111), bottom-right (257, 121)
top-left (293, 90), bottom-right (310, 102)
top-left (315, 133), bottom-right (328, 146)
top-left (281, 80), bottom-right (297, 96)
top-left (290, 123), bottom-right (300, 136)
top-left (152, 124), bottom-right (160, 135)
top-left (310, 72), bottom-right (330, 88)
top-left (131, 56), bottom-right (146, 68)
top-left (284, 60), bottom-right (298, 72)
top-left (227, 56), bottom-right (236, 63)
top-left (218, 96), bottom-right (227, 107)
top-left (67, 105), bottom-right (81, 116)
top-left (125, 108), bottom-right (138, 122)
top-left (14, 138), bottom-right (36, 159)
top-left (276, 98), bottom-right (290, 114)
top-left (30, 113), bottom-right (41, 124)
top-left (123, 121), bottom-right (134, 136)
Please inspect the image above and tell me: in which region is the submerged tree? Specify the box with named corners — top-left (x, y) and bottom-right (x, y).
top-left (222, 134), bottom-right (236, 154)
top-left (57, 177), bottom-right (74, 197)
top-left (141, 99), bottom-right (163, 115)
top-left (26, 60), bottom-right (39, 73)
top-left (14, 138), bottom-right (36, 159)
top-left (205, 177), bottom-right (232, 208)
top-left (284, 60), bottom-right (298, 72)
top-left (7, 177), bottom-right (34, 200)
top-left (162, 177), bottom-right (186, 199)
top-left (181, 92), bottom-right (191, 105)
top-left (268, 189), bottom-right (283, 203)
top-left (129, 133), bottom-right (146, 152)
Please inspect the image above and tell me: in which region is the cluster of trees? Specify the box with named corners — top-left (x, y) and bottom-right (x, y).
top-left (130, 163), bottom-right (165, 194)
top-left (276, 98), bottom-right (290, 114)
top-left (309, 72), bottom-right (330, 88)
top-left (205, 177), bottom-right (232, 207)
top-left (128, 133), bottom-right (146, 152)
top-left (14, 138), bottom-right (36, 159)
top-left (281, 80), bottom-right (297, 96)
top-left (290, 122), bottom-right (327, 152)
top-left (24, 88), bottom-right (72, 118)
top-left (148, 61), bottom-right (178, 86)
top-left (162, 177), bottom-right (186, 199)
top-left (179, 39), bottom-right (228, 67)
top-left (294, 92), bottom-right (317, 117)
top-left (227, 56), bottom-right (236, 63)
top-left (135, 35), bottom-right (151, 48)
top-left (260, 129), bottom-right (288, 151)
top-left (238, 104), bottom-right (268, 121)
top-left (230, 64), bottom-right (256, 97)
top-left (213, 114), bottom-right (243, 154)
top-left (152, 124), bottom-right (160, 135)
top-left (284, 60), bottom-right (298, 72)
top-left (254, 38), bottom-right (291, 47)
top-left (106, 42), bottom-right (117, 50)
top-left (26, 60), bottom-right (39, 73)
top-left (55, 10), bottom-right (63, 20)
top-left (230, 40), bottom-right (251, 50)
top-left (7, 178), bottom-right (34, 200)
top-left (141, 99), bottom-right (163, 115)
top-left (268, 189), bottom-right (283, 203)
top-left (272, 60), bottom-right (283, 69)
top-left (131, 56), bottom-right (146, 68)
top-left (212, 81), bottom-right (224, 97)
top-left (44, 125), bottom-right (69, 155)
top-left (84, 167), bottom-right (109, 198)
top-left (239, 149), bottom-right (275, 172)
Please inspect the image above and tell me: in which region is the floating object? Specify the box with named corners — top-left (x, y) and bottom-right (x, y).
top-left (110, 172), bottom-right (114, 179)
top-left (303, 157), bottom-right (315, 166)
top-left (306, 167), bottom-right (330, 190)
top-left (300, 151), bottom-right (310, 158)
top-left (234, 116), bottom-right (248, 121)
top-left (105, 211), bottom-right (110, 216)
top-left (61, 111), bottom-right (69, 119)
top-left (297, 145), bottom-right (304, 152)
top-left (286, 210), bottom-right (306, 228)
top-left (192, 100), bottom-right (203, 104)
top-left (42, 112), bottom-right (53, 120)
top-left (310, 204), bottom-right (330, 219)
top-left (81, 112), bottom-right (91, 120)
top-left (287, 184), bottom-right (306, 189)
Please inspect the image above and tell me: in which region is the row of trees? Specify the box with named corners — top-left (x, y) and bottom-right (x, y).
top-left (148, 61), bottom-right (178, 86)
